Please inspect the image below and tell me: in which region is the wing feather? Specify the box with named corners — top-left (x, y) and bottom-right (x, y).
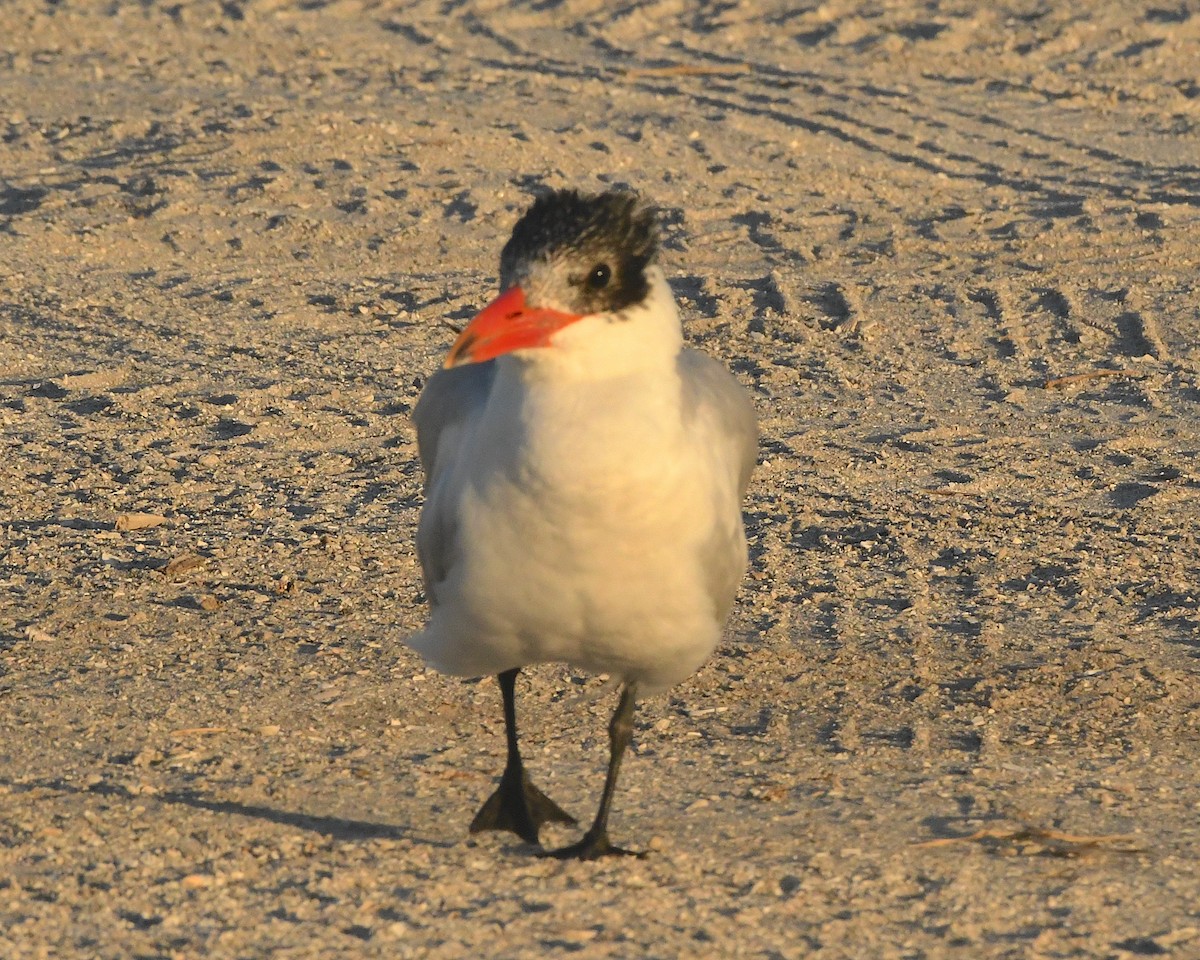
top-left (412, 362), bottom-right (496, 603)
top-left (678, 348), bottom-right (758, 620)
top-left (678, 348), bottom-right (757, 496)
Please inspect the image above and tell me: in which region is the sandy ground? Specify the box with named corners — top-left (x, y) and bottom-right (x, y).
top-left (2, 1), bottom-right (1199, 957)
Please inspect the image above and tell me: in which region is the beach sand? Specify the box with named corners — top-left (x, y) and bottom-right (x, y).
top-left (2, 2), bottom-right (1198, 956)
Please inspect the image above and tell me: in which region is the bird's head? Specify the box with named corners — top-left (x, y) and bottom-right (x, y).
top-left (445, 189), bottom-right (678, 370)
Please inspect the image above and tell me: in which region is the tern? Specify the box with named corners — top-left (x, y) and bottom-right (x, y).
top-left (410, 188), bottom-right (757, 859)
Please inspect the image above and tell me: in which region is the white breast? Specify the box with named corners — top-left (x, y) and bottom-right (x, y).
top-left (413, 362), bottom-right (736, 691)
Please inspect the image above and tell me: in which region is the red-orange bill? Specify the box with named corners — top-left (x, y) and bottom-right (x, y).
top-left (444, 286), bottom-right (583, 368)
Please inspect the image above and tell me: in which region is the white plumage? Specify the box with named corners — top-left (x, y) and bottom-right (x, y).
top-left (409, 189), bottom-right (756, 858)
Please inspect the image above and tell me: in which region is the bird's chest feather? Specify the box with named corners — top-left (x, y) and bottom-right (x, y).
top-left (461, 374), bottom-right (700, 571)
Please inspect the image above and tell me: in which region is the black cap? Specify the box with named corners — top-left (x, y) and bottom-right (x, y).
top-left (499, 189), bottom-right (659, 316)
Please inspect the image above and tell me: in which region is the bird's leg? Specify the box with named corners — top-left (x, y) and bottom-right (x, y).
top-left (470, 668), bottom-right (575, 845)
top-left (544, 681), bottom-right (646, 860)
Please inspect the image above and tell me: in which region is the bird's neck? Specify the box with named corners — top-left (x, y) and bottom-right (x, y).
top-left (487, 349), bottom-right (687, 495)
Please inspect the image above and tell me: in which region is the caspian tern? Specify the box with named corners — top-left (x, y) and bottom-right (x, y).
top-left (410, 188), bottom-right (757, 859)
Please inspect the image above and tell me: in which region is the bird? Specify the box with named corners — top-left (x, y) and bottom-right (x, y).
top-left (409, 187), bottom-right (757, 859)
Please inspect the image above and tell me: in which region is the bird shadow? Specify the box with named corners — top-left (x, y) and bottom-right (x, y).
top-left (1, 775), bottom-right (454, 848)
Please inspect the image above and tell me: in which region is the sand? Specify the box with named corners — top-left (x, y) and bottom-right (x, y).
top-left (2, 1), bottom-right (1199, 957)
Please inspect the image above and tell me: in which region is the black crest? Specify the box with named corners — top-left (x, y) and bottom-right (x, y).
top-left (499, 189), bottom-right (659, 315)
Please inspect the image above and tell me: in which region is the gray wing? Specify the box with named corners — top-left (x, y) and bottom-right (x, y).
top-left (412, 361), bottom-right (496, 602)
top-left (413, 361), bottom-right (496, 489)
top-left (679, 348), bottom-right (757, 497)
top-left (678, 348), bottom-right (758, 621)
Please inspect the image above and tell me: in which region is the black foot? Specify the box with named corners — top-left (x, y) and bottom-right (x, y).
top-left (540, 828), bottom-right (646, 861)
top-left (470, 769), bottom-right (575, 845)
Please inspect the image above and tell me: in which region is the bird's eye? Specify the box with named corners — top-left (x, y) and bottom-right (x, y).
top-left (587, 264), bottom-right (611, 289)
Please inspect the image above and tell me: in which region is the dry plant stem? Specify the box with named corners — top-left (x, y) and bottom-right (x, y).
top-left (915, 825), bottom-right (1143, 853)
top-left (1044, 369), bottom-right (1139, 389)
